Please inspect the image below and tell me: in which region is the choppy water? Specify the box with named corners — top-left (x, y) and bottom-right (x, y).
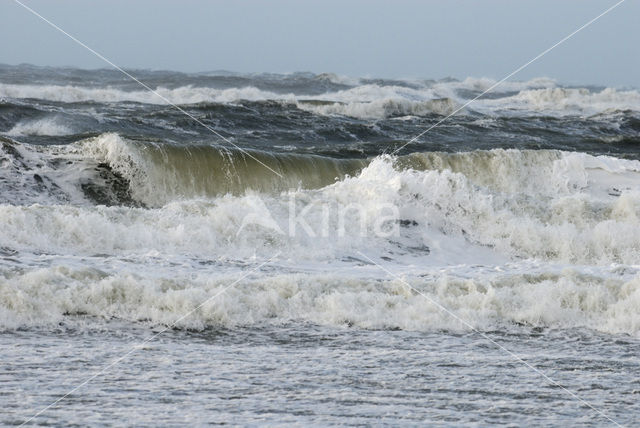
top-left (1, 64), bottom-right (640, 426)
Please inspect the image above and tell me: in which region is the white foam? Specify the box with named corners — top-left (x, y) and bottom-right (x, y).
top-left (2, 78), bottom-right (636, 117)
top-left (0, 83), bottom-right (295, 104)
top-left (314, 72), bottom-right (361, 86)
top-left (6, 117), bottom-right (73, 136)
top-left (478, 87), bottom-right (640, 115)
top-left (1, 262), bottom-right (639, 335)
top-left (442, 76), bottom-right (557, 93)
top-left (298, 97), bottom-right (458, 119)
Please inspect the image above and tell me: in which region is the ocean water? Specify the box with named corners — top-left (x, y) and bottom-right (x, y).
top-left (1, 64), bottom-right (640, 426)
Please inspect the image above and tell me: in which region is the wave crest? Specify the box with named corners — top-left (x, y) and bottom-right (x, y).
top-left (7, 116), bottom-right (73, 136)
top-left (74, 133), bottom-right (367, 206)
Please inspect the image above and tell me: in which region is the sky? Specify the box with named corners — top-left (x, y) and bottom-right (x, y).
top-left (0, 0), bottom-right (638, 87)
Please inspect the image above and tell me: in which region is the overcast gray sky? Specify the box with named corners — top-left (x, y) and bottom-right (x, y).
top-left (1, 0), bottom-right (638, 87)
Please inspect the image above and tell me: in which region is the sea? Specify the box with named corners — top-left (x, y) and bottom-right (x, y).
top-left (1, 63), bottom-right (639, 426)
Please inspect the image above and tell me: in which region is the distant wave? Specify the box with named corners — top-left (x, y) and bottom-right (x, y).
top-left (6, 116), bottom-right (74, 136)
top-left (2, 78), bottom-right (637, 119)
top-left (480, 87), bottom-right (640, 115)
top-left (297, 97), bottom-right (458, 119)
top-left (0, 83), bottom-right (295, 104)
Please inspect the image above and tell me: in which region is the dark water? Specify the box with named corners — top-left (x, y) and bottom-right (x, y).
top-left (2, 64), bottom-right (639, 159)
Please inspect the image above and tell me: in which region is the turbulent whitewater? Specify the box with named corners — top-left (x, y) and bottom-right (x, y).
top-left (1, 64), bottom-right (639, 335)
top-left (3, 64), bottom-right (640, 426)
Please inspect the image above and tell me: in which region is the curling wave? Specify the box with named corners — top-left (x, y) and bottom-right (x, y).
top-left (0, 133), bottom-right (368, 206)
top-left (1, 141), bottom-right (640, 265)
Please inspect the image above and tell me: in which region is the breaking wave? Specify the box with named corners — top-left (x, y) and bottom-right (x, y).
top-left (0, 83), bottom-right (294, 104)
top-left (3, 77), bottom-right (636, 118)
top-left (297, 97), bottom-right (458, 119)
top-left (2, 137), bottom-right (640, 265)
top-left (481, 87), bottom-right (640, 115)
top-left (0, 133), bottom-right (368, 206)
top-left (74, 133), bottom-right (367, 205)
top-left (6, 116), bottom-right (74, 136)
top-left (1, 264), bottom-right (639, 334)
